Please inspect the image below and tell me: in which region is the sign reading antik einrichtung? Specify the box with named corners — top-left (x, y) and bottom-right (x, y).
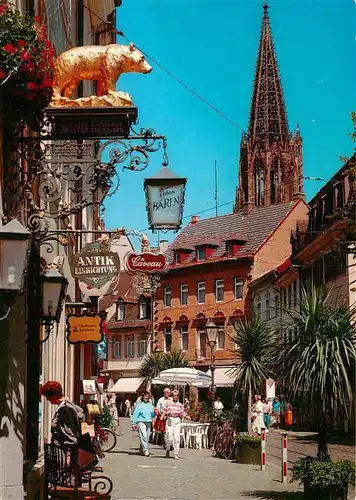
top-left (70, 242), bottom-right (120, 289)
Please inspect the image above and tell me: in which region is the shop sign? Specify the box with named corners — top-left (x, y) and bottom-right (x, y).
top-left (66, 313), bottom-right (104, 344)
top-left (70, 241), bottom-right (120, 294)
top-left (146, 184), bottom-right (185, 229)
top-left (126, 251), bottom-right (167, 274)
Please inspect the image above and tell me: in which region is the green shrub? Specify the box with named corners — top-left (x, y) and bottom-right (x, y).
top-left (235, 434), bottom-right (261, 444)
top-left (292, 457), bottom-right (355, 494)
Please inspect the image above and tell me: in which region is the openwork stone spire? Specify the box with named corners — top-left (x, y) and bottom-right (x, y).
top-left (248, 1), bottom-right (289, 146)
top-left (234, 2), bottom-right (304, 212)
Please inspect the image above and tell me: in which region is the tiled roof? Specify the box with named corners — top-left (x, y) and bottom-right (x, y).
top-left (169, 202), bottom-right (298, 265)
top-left (107, 318), bottom-right (151, 331)
top-left (98, 272), bottom-right (136, 312)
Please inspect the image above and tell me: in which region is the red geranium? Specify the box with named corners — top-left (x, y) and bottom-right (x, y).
top-left (3, 43), bottom-right (17, 54)
top-left (18, 39), bottom-right (26, 48)
top-left (0, 68), bottom-right (6, 79)
top-left (0, 3), bottom-right (8, 15)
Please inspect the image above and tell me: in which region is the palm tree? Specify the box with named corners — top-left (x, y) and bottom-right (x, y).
top-left (229, 316), bottom-right (276, 433)
top-left (276, 284), bottom-right (356, 460)
top-left (138, 346), bottom-right (188, 387)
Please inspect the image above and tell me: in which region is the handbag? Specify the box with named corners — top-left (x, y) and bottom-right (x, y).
top-left (77, 432), bottom-right (98, 472)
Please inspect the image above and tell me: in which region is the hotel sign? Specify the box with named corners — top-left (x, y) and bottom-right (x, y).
top-left (70, 242), bottom-right (120, 290)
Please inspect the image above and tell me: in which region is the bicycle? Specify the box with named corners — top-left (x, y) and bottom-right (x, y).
top-left (212, 421), bottom-right (235, 460)
top-left (94, 421), bottom-right (117, 453)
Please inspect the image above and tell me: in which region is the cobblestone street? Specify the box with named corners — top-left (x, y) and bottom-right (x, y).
top-left (99, 420), bottom-right (303, 500)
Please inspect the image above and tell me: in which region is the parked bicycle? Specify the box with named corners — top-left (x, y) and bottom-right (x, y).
top-left (94, 420), bottom-right (117, 453)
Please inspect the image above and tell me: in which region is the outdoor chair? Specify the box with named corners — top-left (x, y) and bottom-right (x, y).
top-left (44, 443), bottom-right (112, 499)
top-left (187, 425), bottom-right (203, 449)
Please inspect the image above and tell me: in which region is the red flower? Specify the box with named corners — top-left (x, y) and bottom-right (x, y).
top-left (0, 3), bottom-right (8, 15)
top-left (3, 44), bottom-right (17, 54)
top-left (27, 81), bottom-right (38, 91)
top-left (18, 40), bottom-right (26, 48)
top-left (34, 16), bottom-right (41, 23)
top-left (0, 68), bottom-right (6, 79)
top-left (20, 50), bottom-right (31, 61)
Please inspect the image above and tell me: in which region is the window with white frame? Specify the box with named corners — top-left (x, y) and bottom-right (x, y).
top-left (138, 336), bottom-right (147, 357)
top-left (180, 325), bottom-right (189, 351)
top-left (125, 335), bottom-right (134, 358)
top-left (265, 293), bottom-right (270, 320)
top-left (163, 286), bottom-right (171, 307)
top-left (113, 338), bottom-right (121, 359)
top-left (215, 279), bottom-right (224, 302)
top-left (180, 284), bottom-right (188, 305)
top-left (139, 299), bottom-right (147, 319)
top-left (234, 279), bottom-right (243, 300)
top-left (217, 330), bottom-right (225, 350)
top-left (197, 247), bottom-right (206, 261)
top-left (164, 326), bottom-right (172, 352)
top-left (116, 302), bottom-right (125, 321)
top-left (226, 243), bottom-right (234, 257)
top-left (197, 281), bottom-right (206, 304)
top-left (198, 329), bottom-right (207, 358)
top-left (274, 293), bottom-right (280, 317)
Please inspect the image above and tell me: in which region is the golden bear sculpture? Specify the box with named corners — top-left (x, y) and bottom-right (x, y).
top-left (50, 42), bottom-right (152, 107)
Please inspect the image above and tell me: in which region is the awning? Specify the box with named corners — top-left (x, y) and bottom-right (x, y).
top-left (107, 377), bottom-right (141, 393)
top-left (206, 367), bottom-right (235, 387)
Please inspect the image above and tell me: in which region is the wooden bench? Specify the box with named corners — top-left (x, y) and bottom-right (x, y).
top-left (44, 443), bottom-right (113, 499)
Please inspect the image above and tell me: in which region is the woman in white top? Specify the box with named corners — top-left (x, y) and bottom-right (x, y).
top-left (252, 394), bottom-right (267, 434)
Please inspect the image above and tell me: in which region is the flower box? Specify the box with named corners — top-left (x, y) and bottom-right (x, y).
top-left (235, 434), bottom-right (261, 465)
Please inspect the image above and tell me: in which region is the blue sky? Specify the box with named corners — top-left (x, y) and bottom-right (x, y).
top-left (103, 0), bottom-right (355, 242)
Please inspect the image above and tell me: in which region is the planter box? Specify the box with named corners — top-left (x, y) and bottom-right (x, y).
top-left (235, 441), bottom-right (261, 465)
top-left (304, 481), bottom-right (348, 500)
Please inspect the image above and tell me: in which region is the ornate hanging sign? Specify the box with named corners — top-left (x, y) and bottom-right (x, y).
top-left (66, 313), bottom-right (104, 344)
top-left (125, 251), bottom-right (167, 274)
top-left (70, 242), bottom-right (120, 296)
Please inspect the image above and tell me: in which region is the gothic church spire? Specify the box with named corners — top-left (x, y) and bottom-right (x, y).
top-left (235, 2), bottom-right (304, 212)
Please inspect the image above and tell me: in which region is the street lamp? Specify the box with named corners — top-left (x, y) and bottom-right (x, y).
top-left (0, 219), bottom-right (31, 320)
top-left (39, 268), bottom-right (68, 341)
top-left (205, 320), bottom-right (219, 405)
top-left (144, 164), bottom-right (187, 232)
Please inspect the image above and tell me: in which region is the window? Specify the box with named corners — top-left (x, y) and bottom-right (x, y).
top-left (180, 284), bottom-right (188, 305)
top-left (174, 251), bottom-right (180, 264)
top-left (197, 247), bottom-right (206, 261)
top-left (234, 279), bottom-right (243, 300)
top-left (217, 330), bottom-right (225, 350)
top-left (125, 335), bottom-right (134, 358)
top-left (164, 326), bottom-right (172, 352)
top-left (180, 325), bottom-right (189, 351)
top-left (197, 281), bottom-right (206, 304)
top-left (198, 330), bottom-right (207, 358)
top-left (274, 294), bottom-right (280, 317)
top-left (163, 286), bottom-right (171, 307)
top-left (226, 243), bottom-right (234, 257)
top-left (265, 293), bottom-right (270, 320)
top-left (116, 302), bottom-right (125, 321)
top-left (256, 297), bottom-right (261, 318)
top-left (215, 279), bottom-right (224, 302)
top-left (139, 300), bottom-right (147, 319)
top-left (138, 336), bottom-right (147, 357)
top-left (113, 338), bottom-right (121, 359)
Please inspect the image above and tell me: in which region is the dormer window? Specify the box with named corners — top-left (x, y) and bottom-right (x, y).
top-left (174, 251), bottom-right (180, 264)
top-left (197, 247), bottom-right (206, 261)
top-left (227, 243), bottom-right (234, 257)
top-left (116, 300), bottom-right (125, 321)
top-left (139, 298), bottom-right (148, 319)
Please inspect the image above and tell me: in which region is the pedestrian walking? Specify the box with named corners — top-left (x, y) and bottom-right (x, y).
top-left (214, 396), bottom-right (224, 417)
top-left (154, 388), bottom-right (172, 443)
top-left (161, 390), bottom-right (186, 459)
top-left (272, 396), bottom-right (281, 429)
top-left (124, 398), bottom-right (132, 417)
top-left (252, 394), bottom-right (266, 435)
top-left (263, 397), bottom-right (272, 430)
top-left (131, 391), bottom-right (155, 456)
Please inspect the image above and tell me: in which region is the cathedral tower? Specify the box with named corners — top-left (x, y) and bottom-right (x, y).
top-left (235, 1), bottom-right (304, 212)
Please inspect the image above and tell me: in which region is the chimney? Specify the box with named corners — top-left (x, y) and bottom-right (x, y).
top-left (243, 202), bottom-right (254, 216)
top-left (190, 215), bottom-right (200, 225)
top-left (159, 240), bottom-right (169, 253)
